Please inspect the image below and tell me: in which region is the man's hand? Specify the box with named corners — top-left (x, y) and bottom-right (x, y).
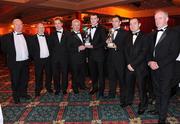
top-left (148, 61), bottom-right (159, 70)
top-left (78, 45), bottom-right (86, 51)
top-left (85, 45), bottom-right (93, 48)
top-left (107, 43), bottom-right (117, 49)
top-left (127, 64), bottom-right (134, 71)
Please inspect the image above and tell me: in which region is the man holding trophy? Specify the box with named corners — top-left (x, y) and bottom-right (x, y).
top-left (106, 15), bottom-right (128, 104)
top-left (86, 14), bottom-right (106, 98)
top-left (67, 19), bottom-right (87, 94)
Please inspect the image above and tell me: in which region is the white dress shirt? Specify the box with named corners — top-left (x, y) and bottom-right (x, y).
top-left (13, 32), bottom-right (29, 61)
top-left (153, 26), bottom-right (167, 56)
top-left (112, 27), bottom-right (120, 40)
top-left (90, 24), bottom-right (98, 39)
top-left (155, 26), bottom-right (167, 47)
top-left (57, 28), bottom-right (63, 43)
top-left (37, 34), bottom-right (50, 58)
top-left (176, 53), bottom-right (180, 61)
top-left (132, 30), bottom-right (140, 45)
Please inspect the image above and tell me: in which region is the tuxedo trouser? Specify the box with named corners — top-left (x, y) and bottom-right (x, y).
top-left (88, 58), bottom-right (105, 95)
top-left (52, 60), bottom-right (68, 92)
top-left (71, 61), bottom-right (86, 91)
top-left (34, 58), bottom-right (52, 93)
top-left (125, 69), bottom-right (148, 109)
top-left (152, 69), bottom-right (172, 120)
top-left (10, 60), bottom-right (29, 100)
top-left (108, 62), bottom-right (126, 103)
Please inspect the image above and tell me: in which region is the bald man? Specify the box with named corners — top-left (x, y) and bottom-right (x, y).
top-left (67, 19), bottom-right (87, 94)
top-left (147, 10), bottom-right (180, 124)
top-left (30, 23), bottom-right (53, 97)
top-left (1, 19), bottom-right (31, 104)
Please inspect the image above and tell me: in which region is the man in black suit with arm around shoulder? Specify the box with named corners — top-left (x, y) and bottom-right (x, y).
top-left (1, 19), bottom-right (32, 104)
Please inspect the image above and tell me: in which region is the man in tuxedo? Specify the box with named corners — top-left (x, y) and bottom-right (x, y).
top-left (147, 10), bottom-right (180, 124)
top-left (30, 23), bottom-right (53, 97)
top-left (124, 18), bottom-right (148, 114)
top-left (67, 19), bottom-right (87, 94)
top-left (50, 17), bottom-right (69, 95)
top-left (86, 14), bottom-right (106, 98)
top-left (106, 15), bottom-right (128, 102)
top-left (1, 19), bottom-right (31, 104)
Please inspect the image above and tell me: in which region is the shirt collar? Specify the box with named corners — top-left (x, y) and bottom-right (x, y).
top-left (157, 25), bottom-right (168, 31)
top-left (132, 29), bottom-right (140, 34)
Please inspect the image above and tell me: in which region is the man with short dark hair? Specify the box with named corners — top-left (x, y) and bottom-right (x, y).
top-left (106, 15), bottom-right (128, 103)
top-left (86, 14), bottom-right (106, 98)
top-left (50, 17), bottom-right (69, 95)
top-left (124, 18), bottom-right (148, 115)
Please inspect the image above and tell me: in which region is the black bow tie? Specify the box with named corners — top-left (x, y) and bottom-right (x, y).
top-left (38, 34), bottom-right (45, 37)
top-left (132, 32), bottom-right (139, 36)
top-left (157, 27), bottom-right (167, 32)
top-left (114, 29), bottom-right (119, 31)
top-left (16, 33), bottom-right (23, 35)
top-left (57, 31), bottom-right (62, 33)
top-left (76, 32), bottom-right (81, 34)
top-left (157, 29), bottom-right (164, 32)
top-left (91, 26), bottom-right (97, 29)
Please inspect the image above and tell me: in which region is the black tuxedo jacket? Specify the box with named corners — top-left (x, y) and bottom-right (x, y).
top-left (30, 34), bottom-right (51, 61)
top-left (88, 24), bottom-right (106, 61)
top-left (125, 31), bottom-right (148, 74)
top-left (147, 27), bottom-right (180, 78)
top-left (107, 28), bottom-right (128, 65)
top-left (1, 32), bottom-right (31, 69)
top-left (50, 30), bottom-right (69, 61)
top-left (67, 31), bottom-right (86, 64)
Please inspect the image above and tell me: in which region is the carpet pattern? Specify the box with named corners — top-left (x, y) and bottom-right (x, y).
top-left (0, 60), bottom-right (180, 124)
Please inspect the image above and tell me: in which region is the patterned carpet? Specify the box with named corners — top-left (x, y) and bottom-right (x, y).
top-left (0, 58), bottom-right (180, 124)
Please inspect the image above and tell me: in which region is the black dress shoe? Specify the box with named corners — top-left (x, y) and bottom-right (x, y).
top-left (158, 119), bottom-right (166, 124)
top-left (120, 103), bottom-right (132, 108)
top-left (35, 92), bottom-right (40, 97)
top-left (74, 90), bottom-right (79, 94)
top-left (21, 95), bottom-right (32, 99)
top-left (106, 94), bottom-right (115, 99)
top-left (47, 89), bottom-right (53, 93)
top-left (97, 93), bottom-right (104, 99)
top-left (120, 103), bottom-right (128, 108)
top-left (63, 91), bottom-right (67, 95)
top-left (147, 109), bottom-right (159, 115)
top-left (89, 89), bottom-right (98, 95)
top-left (55, 91), bottom-right (60, 95)
top-left (14, 98), bottom-right (20, 104)
top-left (138, 109), bottom-right (145, 115)
top-left (79, 86), bottom-right (88, 90)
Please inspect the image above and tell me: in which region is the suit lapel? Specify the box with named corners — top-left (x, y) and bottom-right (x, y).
top-left (155, 30), bottom-right (167, 47)
top-left (133, 32), bottom-right (142, 46)
top-left (92, 26), bottom-right (99, 41)
top-left (10, 33), bottom-right (16, 52)
top-left (113, 29), bottom-right (120, 42)
top-left (73, 32), bottom-right (83, 43)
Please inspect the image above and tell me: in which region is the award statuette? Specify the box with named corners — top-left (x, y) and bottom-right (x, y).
top-left (84, 27), bottom-right (91, 46)
top-left (106, 28), bottom-right (115, 48)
